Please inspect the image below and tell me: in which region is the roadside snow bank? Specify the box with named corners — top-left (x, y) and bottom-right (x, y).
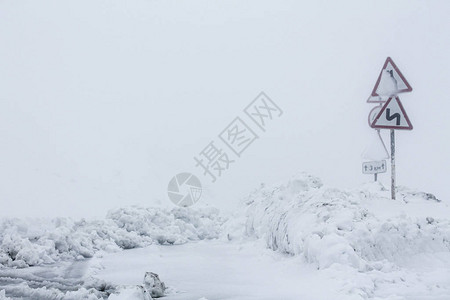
top-left (0, 207), bottom-right (223, 268)
top-left (0, 284), bottom-right (103, 300)
top-left (0, 290), bottom-right (11, 300)
top-left (227, 173), bottom-right (450, 298)
top-left (235, 173), bottom-right (450, 270)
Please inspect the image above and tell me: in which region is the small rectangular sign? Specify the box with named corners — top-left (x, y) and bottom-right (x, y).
top-left (362, 160), bottom-right (387, 174)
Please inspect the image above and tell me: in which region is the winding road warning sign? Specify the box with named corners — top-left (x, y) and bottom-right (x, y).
top-left (364, 56), bottom-right (414, 199)
top-left (371, 97), bottom-right (413, 130)
top-left (367, 57), bottom-right (413, 103)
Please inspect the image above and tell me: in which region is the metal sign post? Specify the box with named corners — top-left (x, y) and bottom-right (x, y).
top-left (371, 96), bottom-right (412, 199)
top-left (365, 57), bottom-right (413, 200)
top-left (390, 129), bottom-right (395, 200)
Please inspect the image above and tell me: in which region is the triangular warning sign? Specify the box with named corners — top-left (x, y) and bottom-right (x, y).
top-left (371, 97), bottom-right (413, 130)
top-left (367, 57), bottom-right (413, 103)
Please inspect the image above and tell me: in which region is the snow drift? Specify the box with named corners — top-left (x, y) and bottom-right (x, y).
top-left (0, 206), bottom-right (224, 268)
top-left (2, 174), bottom-right (450, 299)
top-left (221, 173), bottom-right (450, 298)
top-left (239, 173), bottom-right (450, 270)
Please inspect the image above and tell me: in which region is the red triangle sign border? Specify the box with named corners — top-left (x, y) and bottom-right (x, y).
top-left (370, 96), bottom-right (413, 130)
top-left (368, 57), bottom-right (413, 102)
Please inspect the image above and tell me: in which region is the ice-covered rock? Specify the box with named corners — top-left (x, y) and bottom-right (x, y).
top-left (143, 272), bottom-right (165, 298)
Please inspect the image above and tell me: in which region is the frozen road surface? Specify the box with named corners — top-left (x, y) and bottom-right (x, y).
top-left (95, 240), bottom-right (344, 300)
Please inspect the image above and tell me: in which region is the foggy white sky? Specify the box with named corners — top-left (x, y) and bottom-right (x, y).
top-left (1, 0), bottom-right (449, 218)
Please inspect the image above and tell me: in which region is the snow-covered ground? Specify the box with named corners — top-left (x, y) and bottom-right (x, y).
top-left (229, 173), bottom-right (450, 299)
top-left (0, 207), bottom-right (224, 299)
top-left (0, 207), bottom-right (223, 268)
top-left (1, 173), bottom-right (450, 299)
top-left (95, 240), bottom-right (346, 300)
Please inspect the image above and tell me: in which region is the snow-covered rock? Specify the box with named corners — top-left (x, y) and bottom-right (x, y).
top-left (143, 272), bottom-right (165, 298)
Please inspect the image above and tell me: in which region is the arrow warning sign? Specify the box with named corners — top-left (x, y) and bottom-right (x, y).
top-left (371, 97), bottom-right (413, 130)
top-left (367, 57), bottom-right (413, 103)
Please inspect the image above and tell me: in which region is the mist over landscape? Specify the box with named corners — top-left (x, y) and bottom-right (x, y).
top-left (1, 1), bottom-right (449, 218)
top-left (1, 1), bottom-right (450, 299)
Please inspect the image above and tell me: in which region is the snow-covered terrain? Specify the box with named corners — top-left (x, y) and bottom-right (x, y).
top-left (1, 174), bottom-right (450, 299)
top-left (241, 174), bottom-right (450, 269)
top-left (229, 173), bottom-right (450, 299)
top-left (0, 207), bottom-right (224, 299)
top-left (0, 207), bottom-right (223, 269)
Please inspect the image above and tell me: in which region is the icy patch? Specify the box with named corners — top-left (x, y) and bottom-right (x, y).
top-left (108, 285), bottom-right (152, 300)
top-left (0, 283), bottom-right (104, 300)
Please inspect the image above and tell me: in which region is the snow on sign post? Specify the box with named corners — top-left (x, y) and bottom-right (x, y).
top-left (366, 57), bottom-right (413, 200)
top-left (362, 160), bottom-right (387, 182)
